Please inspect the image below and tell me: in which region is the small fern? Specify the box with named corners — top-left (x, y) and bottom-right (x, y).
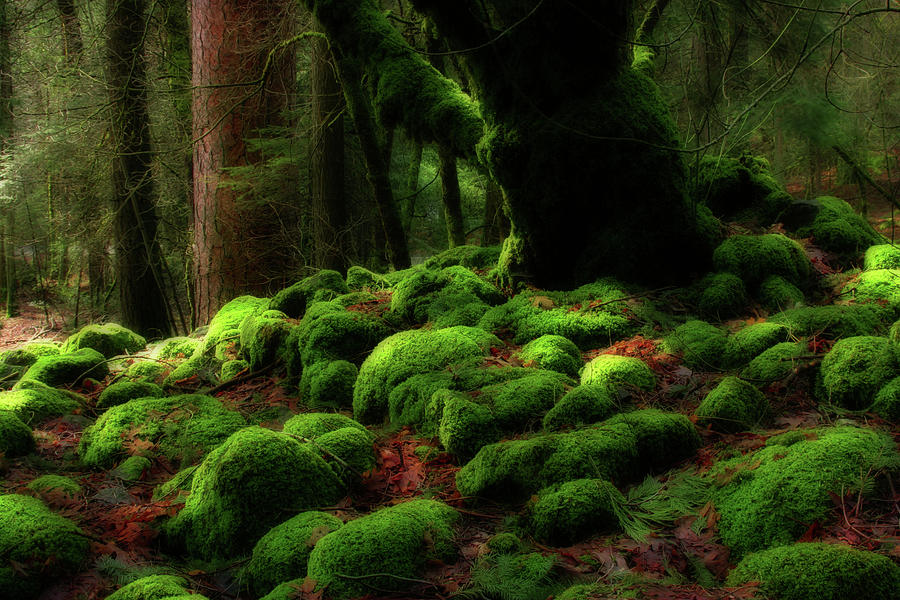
top-left (458, 552), bottom-right (568, 600)
top-left (94, 555), bottom-right (169, 586)
top-left (613, 470), bottom-right (712, 542)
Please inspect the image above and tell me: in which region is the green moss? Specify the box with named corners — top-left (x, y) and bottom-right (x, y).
top-left (485, 532), bottom-right (523, 554)
top-left (154, 336), bottom-right (200, 360)
top-left (27, 474), bottom-right (81, 497)
top-left (391, 266), bottom-right (503, 325)
top-left (314, 427), bottom-right (376, 480)
top-left (543, 384), bottom-right (620, 430)
top-left (662, 320), bottom-right (729, 370)
top-left (0, 409), bottom-right (33, 456)
top-left (306, 499), bottom-right (458, 599)
top-left (165, 426), bottom-right (345, 560)
top-left (244, 511), bottom-right (343, 598)
top-left (345, 265), bottom-right (388, 290)
top-left (864, 243), bottom-right (900, 270)
top-left (758, 274), bottom-right (805, 312)
top-left (580, 354), bottom-right (655, 391)
top-left (298, 310), bottom-right (390, 368)
top-left (693, 155), bottom-right (792, 224)
top-left (19, 347), bottom-right (108, 387)
top-left (529, 478), bottom-right (622, 545)
top-left (111, 455), bottom-right (151, 481)
top-left (695, 376), bottom-right (768, 433)
top-left (238, 311), bottom-right (294, 370)
top-left (353, 326), bottom-right (498, 424)
top-left (0, 494), bottom-right (90, 598)
top-left (424, 245), bottom-right (501, 270)
top-left (517, 335), bottom-right (582, 377)
top-left (213, 327), bottom-right (240, 361)
top-left (817, 336), bottom-right (899, 409)
top-left (79, 394), bottom-right (246, 468)
top-left (21, 341), bottom-right (61, 357)
top-left (0, 348), bottom-right (38, 367)
top-left (741, 341), bottom-right (806, 382)
top-left (768, 304), bottom-right (885, 338)
top-left (713, 234), bottom-right (809, 287)
top-left (260, 579), bottom-right (305, 600)
top-left (220, 359), bottom-right (248, 381)
top-left (202, 296), bottom-right (269, 355)
top-left (438, 394), bottom-right (499, 460)
top-left (796, 196), bottom-right (884, 256)
top-left (124, 360), bottom-right (168, 383)
top-left (97, 381), bottom-right (164, 410)
top-left (603, 410), bottom-right (701, 473)
top-left (297, 360), bottom-right (356, 409)
top-left (490, 371), bottom-right (570, 430)
top-left (0, 384), bottom-right (81, 425)
top-left (269, 271), bottom-right (350, 318)
top-left (726, 321), bottom-right (791, 367)
top-left (712, 426), bottom-right (898, 556)
top-left (283, 412), bottom-right (368, 439)
top-left (104, 575), bottom-right (199, 600)
top-left (726, 542), bottom-right (900, 600)
top-left (696, 272), bottom-right (748, 319)
top-left (843, 269), bottom-right (900, 315)
top-left (63, 323), bottom-right (146, 358)
top-left (872, 376), bottom-right (900, 421)
top-left (152, 466), bottom-right (197, 503)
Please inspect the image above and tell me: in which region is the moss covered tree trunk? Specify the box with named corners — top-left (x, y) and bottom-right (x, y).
top-left (438, 145), bottom-right (465, 248)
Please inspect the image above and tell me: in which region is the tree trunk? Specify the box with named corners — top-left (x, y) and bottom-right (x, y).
top-left (191, 0), bottom-right (296, 325)
top-left (107, 0), bottom-right (172, 336)
top-left (56, 0), bottom-right (83, 64)
top-left (310, 20), bottom-right (347, 273)
top-left (482, 180), bottom-right (507, 246)
top-left (403, 139), bottom-right (423, 234)
top-left (438, 144), bottom-right (465, 247)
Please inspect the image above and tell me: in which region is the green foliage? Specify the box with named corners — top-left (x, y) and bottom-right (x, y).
top-left (712, 234), bottom-right (809, 287)
top-left (269, 270), bottom-right (350, 318)
top-left (97, 381), bottom-right (164, 410)
top-left (104, 575), bottom-right (200, 600)
top-left (19, 347), bottom-right (108, 387)
top-left (0, 410), bottom-right (33, 456)
top-left (463, 552), bottom-right (562, 600)
top-left (662, 320), bottom-right (729, 370)
top-left (768, 304), bottom-right (886, 338)
top-left (696, 272), bottom-right (748, 319)
top-left (872, 376), bottom-right (900, 421)
top-left (517, 335), bottom-right (582, 377)
top-left (817, 336), bottom-right (899, 409)
top-left (580, 354), bottom-right (655, 392)
top-left (27, 474), bottom-right (81, 497)
top-left (63, 323), bottom-right (146, 358)
top-left (306, 499), bottom-right (458, 599)
top-left (757, 274), bottom-right (804, 312)
top-left (795, 196), bottom-right (884, 256)
top-left (0, 383), bottom-right (82, 425)
top-left (543, 384), bottom-right (620, 430)
top-left (695, 376), bottom-right (768, 433)
top-left (726, 542), bottom-right (900, 600)
top-left (528, 478), bottom-right (622, 545)
top-left (243, 511), bottom-right (343, 598)
top-left (0, 494), bottom-right (90, 598)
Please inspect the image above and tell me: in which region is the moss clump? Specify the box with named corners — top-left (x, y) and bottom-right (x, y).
top-left (726, 321), bottom-right (791, 366)
top-left (712, 426), bottom-right (898, 556)
top-left (21, 341), bottom-right (61, 357)
top-left (695, 376), bottom-right (768, 433)
top-left (202, 296), bottom-right (269, 355)
top-left (795, 196), bottom-right (884, 255)
top-left (152, 465), bottom-right (197, 503)
top-left (864, 243), bottom-right (900, 270)
top-left (768, 304), bottom-right (885, 339)
top-left (0, 494), bottom-right (90, 598)
top-left (269, 271), bottom-right (350, 318)
top-left (662, 320), bottom-right (729, 370)
top-left (843, 269), bottom-right (900, 314)
top-left (244, 511), bottom-right (343, 598)
top-left (517, 334), bottom-right (582, 377)
top-left (543, 384), bottom-right (619, 430)
top-left (580, 354), bottom-right (655, 391)
top-left (817, 336), bottom-right (899, 409)
top-left (713, 234), bottom-right (810, 287)
top-left (155, 336), bottom-right (200, 360)
top-left (315, 427), bottom-right (377, 480)
top-left (63, 323), bottom-right (146, 358)
top-left (741, 341), bottom-right (806, 382)
top-left (490, 371), bottom-right (570, 430)
top-left (105, 575), bottom-right (201, 600)
top-left (485, 532), bottom-right (523, 554)
top-left (0, 348), bottom-right (38, 367)
top-left (424, 245), bottom-right (502, 270)
top-left (696, 272), bottom-right (748, 319)
top-left (438, 393), bottom-right (499, 460)
top-left (307, 500), bottom-right (458, 599)
top-left (19, 347), bottom-right (108, 387)
top-left (27, 474), bottom-right (81, 498)
top-left (111, 455), bottom-right (152, 481)
top-left (298, 310), bottom-right (390, 368)
top-left (353, 327), bottom-right (498, 424)
top-left (692, 154), bottom-right (792, 224)
top-left (726, 542), bottom-right (900, 600)
top-left (220, 359), bottom-right (248, 381)
top-left (345, 265), bottom-right (388, 290)
top-left (872, 376), bottom-right (900, 421)
top-left (0, 384), bottom-right (81, 425)
top-left (79, 394), bottom-right (246, 468)
top-left (758, 274), bottom-right (804, 312)
top-left (97, 381), bottom-right (164, 410)
top-left (238, 311), bottom-right (294, 370)
top-left (259, 579), bottom-right (305, 600)
top-left (165, 427), bottom-right (345, 560)
top-left (0, 410), bottom-right (34, 456)
top-left (391, 266), bottom-right (503, 324)
top-left (529, 478), bottom-right (622, 545)
top-left (283, 412), bottom-right (368, 439)
top-left (123, 360), bottom-right (168, 383)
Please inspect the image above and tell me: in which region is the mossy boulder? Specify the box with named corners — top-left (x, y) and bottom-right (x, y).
top-left (696, 272), bottom-right (748, 319)
top-left (0, 494), bottom-right (90, 598)
top-left (19, 347), bottom-right (108, 387)
top-left (220, 359), bottom-right (248, 381)
top-left (165, 426), bottom-right (345, 560)
top-left (63, 323), bottom-right (146, 358)
top-left (27, 474), bottom-right (81, 498)
top-left (528, 478), bottom-right (622, 545)
top-left (662, 320), bottom-right (729, 370)
top-left (79, 394), bottom-right (246, 468)
top-left (111, 455), bottom-right (152, 481)
top-left (543, 384), bottom-right (619, 430)
top-left (283, 412), bottom-right (368, 438)
top-left (872, 376), bottom-right (900, 421)
top-left (437, 393), bottom-right (499, 460)
top-left (769, 304), bottom-right (885, 339)
top-left (517, 334), bottom-right (582, 377)
top-left (270, 271), bottom-right (350, 318)
top-left (155, 336), bottom-right (201, 360)
top-left (843, 269), bottom-right (900, 315)
top-left (124, 360), bottom-right (169, 383)
top-left (345, 265), bottom-right (388, 290)
top-left (21, 341), bottom-right (61, 358)
top-left (202, 295), bottom-right (269, 353)
top-left (726, 542), bottom-right (900, 600)
top-left (391, 266), bottom-right (502, 324)
top-left (297, 310), bottom-right (390, 368)
top-left (97, 380), bottom-right (164, 410)
top-left (864, 243), bottom-right (900, 270)
top-left (726, 321), bottom-right (791, 366)
top-left (238, 310), bottom-right (295, 370)
top-left (0, 410), bottom-right (33, 456)
top-left (740, 341), bottom-right (806, 382)
top-left (818, 336), bottom-right (899, 409)
top-left (424, 244), bottom-right (501, 269)
top-left (695, 376), bottom-right (768, 433)
top-left (299, 360), bottom-right (358, 409)
top-left (713, 234), bottom-right (809, 287)
top-left (793, 196), bottom-right (884, 256)
top-left (353, 326), bottom-right (498, 424)
top-left (244, 511), bottom-right (344, 598)
top-left (692, 155), bottom-right (792, 224)
top-left (0, 348), bottom-right (38, 367)
top-left (485, 532), bottom-right (524, 555)
top-left (105, 575), bottom-right (203, 600)
top-left (712, 426), bottom-right (898, 557)
top-left (580, 354), bottom-right (655, 391)
top-left (490, 371), bottom-right (570, 430)
top-left (0, 383), bottom-right (82, 425)
top-left (306, 499), bottom-right (458, 599)
top-left (314, 427), bottom-right (377, 481)
top-left (758, 274), bottom-right (804, 312)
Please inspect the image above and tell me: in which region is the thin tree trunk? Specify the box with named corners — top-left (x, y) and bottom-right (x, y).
top-left (482, 180), bottom-right (508, 245)
top-left (438, 144), bottom-right (465, 247)
top-left (402, 140), bottom-right (423, 234)
top-left (56, 0), bottom-right (83, 64)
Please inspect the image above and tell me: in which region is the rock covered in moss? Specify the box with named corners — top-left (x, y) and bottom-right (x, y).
top-left (485, 532), bottom-right (523, 554)
top-left (726, 321), bottom-right (791, 366)
top-left (391, 266), bottom-right (502, 324)
top-left (0, 383), bottom-right (82, 425)
top-left (712, 426), bottom-right (897, 557)
top-left (726, 542), bottom-right (900, 600)
top-left (580, 354), bottom-right (655, 391)
top-left (270, 271), bottom-right (350, 318)
top-left (872, 376), bottom-right (900, 421)
top-left (692, 155), bottom-right (791, 224)
top-left (0, 494), bottom-right (90, 598)
top-left (794, 196), bottom-right (884, 255)
top-left (105, 574), bottom-right (203, 600)
top-left (695, 376), bottom-right (768, 433)
top-left (283, 412), bottom-right (367, 439)
top-left (0, 410), bottom-right (33, 456)
top-left (314, 426), bottom-right (377, 481)
top-left (165, 427), bottom-right (345, 560)
top-left (0, 348), bottom-right (39, 367)
top-left (741, 341), bottom-right (806, 382)
top-left (818, 336), bottom-right (899, 409)
top-left (238, 310), bottom-right (295, 370)
top-left (543, 384), bottom-right (619, 430)
top-left (662, 320), bottom-right (729, 370)
top-left (758, 274), bottom-right (804, 312)
top-left (220, 359), bottom-right (248, 381)
top-left (353, 326), bottom-right (498, 424)
top-left (490, 371), bottom-right (570, 430)
top-left (307, 500), bottom-right (458, 599)
top-left (424, 245), bottom-right (501, 270)
top-left (298, 310), bottom-right (390, 368)
top-left (21, 341), bottom-right (61, 357)
top-left (154, 336), bottom-right (200, 360)
top-left (517, 334), bottom-right (582, 377)
top-left (713, 234), bottom-right (809, 287)
top-left (298, 360), bottom-right (357, 409)
top-left (79, 394), bottom-right (246, 468)
top-left (27, 474), bottom-right (81, 498)
top-left (124, 360), bottom-right (169, 383)
top-left (152, 466), bottom-right (197, 503)
top-left (864, 244), bottom-right (900, 270)
top-left (111, 455), bottom-right (152, 481)
top-left (97, 380), bottom-right (164, 410)
top-left (696, 272), bottom-right (748, 319)
top-left (529, 478), bottom-right (622, 545)
top-left (19, 347), bottom-right (108, 387)
top-left (63, 323), bottom-right (146, 358)
top-left (244, 511), bottom-right (344, 597)
top-left (345, 265), bottom-right (387, 290)
top-left (437, 392), bottom-right (499, 460)
top-left (843, 269), bottom-right (900, 314)
top-left (769, 304), bottom-right (884, 338)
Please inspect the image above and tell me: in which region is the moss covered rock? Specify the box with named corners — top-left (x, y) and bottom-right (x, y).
top-left (726, 321), bottom-right (791, 366)
top-left (864, 243), bottom-right (900, 270)
top-left (270, 271), bottom-right (350, 318)
top-left (758, 274), bottom-right (804, 312)
top-left (63, 323), bottom-right (146, 358)
top-left (438, 393), bottom-right (499, 460)
top-left (298, 310), bottom-right (390, 368)
top-left (391, 266), bottom-right (502, 325)
top-left (542, 384), bottom-right (619, 430)
top-left (843, 269), bottom-right (900, 315)
top-left (713, 234), bottom-right (809, 287)
top-left (0, 494), bottom-right (90, 598)
top-left (220, 359), bottom-right (248, 381)
top-left (27, 474), bottom-right (81, 498)
top-left (314, 426), bottom-right (377, 480)
top-left (244, 511), bottom-right (344, 597)
top-left (345, 265), bottom-right (388, 290)
top-left (202, 296), bottom-right (269, 355)
top-left (307, 500), bottom-right (458, 599)
top-left (123, 360), bottom-right (169, 383)
top-left (19, 347), bottom-right (108, 387)
top-left (696, 272), bottom-right (748, 319)
top-left (0, 383), bottom-right (82, 425)
top-left (693, 155), bottom-right (791, 224)
top-left (740, 341), bottom-right (806, 382)
top-left (283, 412), bottom-right (368, 439)
top-left (238, 311), bottom-right (295, 370)
top-left (0, 410), bottom-right (33, 456)
top-left (818, 336), bottom-right (899, 409)
top-left (424, 245), bottom-right (502, 270)
top-left (580, 354), bottom-right (655, 391)
top-left (490, 371), bottom-right (570, 430)
top-left (695, 376), bottom-right (768, 433)
top-left (529, 478), bottom-right (622, 545)
top-left (662, 320), bottom-right (729, 371)
top-left (517, 334), bottom-right (582, 377)
top-left (769, 304), bottom-right (884, 339)
top-left (97, 380), bottom-right (164, 410)
top-left (726, 542), bottom-right (900, 600)
top-left (872, 376), bottom-right (900, 421)
top-left (105, 574), bottom-right (203, 600)
top-left (299, 360), bottom-right (357, 409)
top-left (794, 196), bottom-right (884, 256)
top-left (79, 394), bottom-right (246, 468)
top-left (155, 336), bottom-right (201, 360)
top-left (165, 426), bottom-right (345, 560)
top-left (0, 348), bottom-right (39, 367)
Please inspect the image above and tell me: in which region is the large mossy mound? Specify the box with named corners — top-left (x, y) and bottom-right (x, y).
top-left (517, 334), bottom-right (582, 377)
top-left (758, 274), bottom-right (805, 312)
top-left (543, 384), bottom-right (620, 430)
top-left (768, 304), bottom-right (885, 338)
top-left (238, 310), bottom-right (295, 370)
top-left (391, 265), bottom-right (503, 325)
top-left (843, 269), bottom-right (900, 315)
top-left (817, 336), bottom-right (899, 409)
top-left (726, 321), bottom-right (791, 367)
top-left (165, 426), bottom-right (345, 560)
top-left (283, 414), bottom-right (374, 482)
top-left (0, 494), bottom-right (90, 598)
top-left (63, 323), bottom-right (146, 358)
top-left (872, 376), bottom-right (900, 421)
top-left (580, 354), bottom-right (655, 391)
top-left (269, 270), bottom-right (350, 318)
top-left (528, 478), bottom-right (623, 545)
top-left (0, 410), bottom-right (34, 456)
top-left (695, 272), bottom-right (748, 319)
top-left (864, 243), bottom-right (900, 270)
top-left (662, 320), bottom-right (729, 370)
top-left (741, 341), bottom-right (806, 382)
top-left (713, 234), bottom-right (809, 287)
top-left (423, 244), bottom-right (502, 269)
top-left (104, 574), bottom-right (204, 600)
top-left (307, 499), bottom-right (458, 599)
top-left (96, 380), bottom-right (164, 410)
top-left (712, 426), bottom-right (898, 557)
top-left (19, 347), bottom-right (108, 387)
top-left (692, 155), bottom-right (791, 225)
top-left (0, 382), bottom-right (82, 425)
top-left (726, 542), bottom-right (900, 600)
top-left (695, 376), bottom-right (768, 433)
top-left (792, 196), bottom-right (884, 256)
top-left (297, 309), bottom-right (390, 368)
top-left (79, 394), bottom-right (246, 468)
